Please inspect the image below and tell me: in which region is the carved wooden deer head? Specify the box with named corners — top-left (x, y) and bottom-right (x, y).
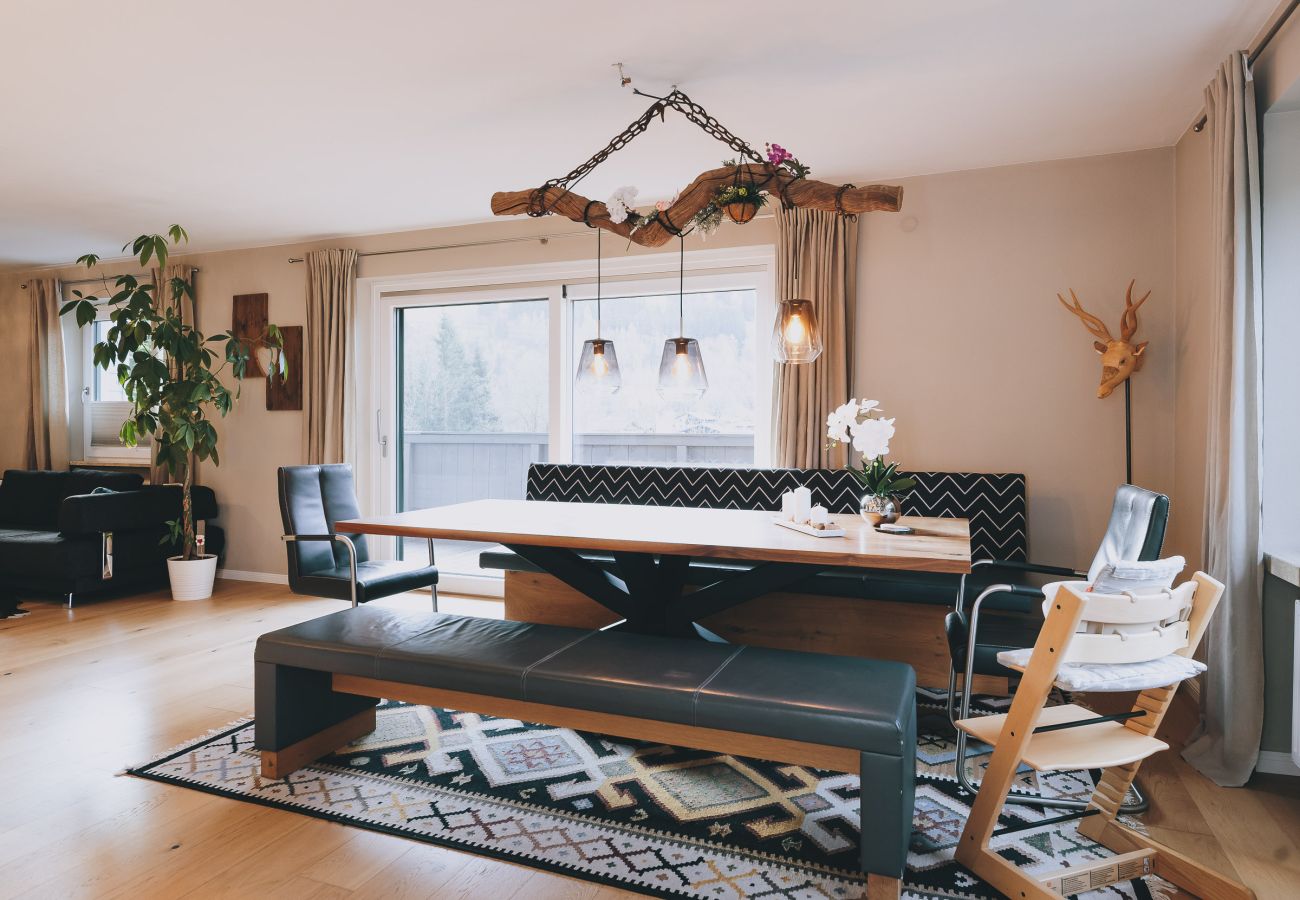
top-left (1057, 280), bottom-right (1150, 399)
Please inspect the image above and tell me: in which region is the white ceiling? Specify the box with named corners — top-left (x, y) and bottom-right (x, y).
top-left (0, 0), bottom-right (1275, 269)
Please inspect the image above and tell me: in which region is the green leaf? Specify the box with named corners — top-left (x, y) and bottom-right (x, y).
top-left (76, 253), bottom-right (100, 268)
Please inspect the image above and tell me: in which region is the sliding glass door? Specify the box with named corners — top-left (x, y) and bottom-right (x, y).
top-left (570, 285), bottom-right (758, 466)
top-left (397, 297), bottom-right (549, 577)
top-left (367, 246), bottom-right (775, 595)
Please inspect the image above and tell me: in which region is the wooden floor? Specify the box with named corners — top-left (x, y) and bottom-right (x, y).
top-left (1, 580), bottom-right (1298, 899)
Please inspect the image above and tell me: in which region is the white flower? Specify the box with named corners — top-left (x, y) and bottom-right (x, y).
top-left (826, 400), bottom-right (858, 443)
top-left (851, 416), bottom-right (895, 461)
top-left (605, 185), bottom-right (639, 225)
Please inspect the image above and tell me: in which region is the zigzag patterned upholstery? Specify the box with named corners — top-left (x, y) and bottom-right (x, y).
top-left (525, 464), bottom-right (1027, 562)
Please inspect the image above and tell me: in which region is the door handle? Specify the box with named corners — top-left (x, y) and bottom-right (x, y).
top-left (377, 409), bottom-right (388, 458)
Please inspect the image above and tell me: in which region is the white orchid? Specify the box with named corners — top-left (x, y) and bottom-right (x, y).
top-left (851, 416), bottom-right (895, 461)
top-left (827, 397), bottom-right (913, 500)
top-left (605, 185), bottom-right (639, 225)
top-left (826, 398), bottom-right (894, 462)
top-left (825, 400), bottom-right (858, 443)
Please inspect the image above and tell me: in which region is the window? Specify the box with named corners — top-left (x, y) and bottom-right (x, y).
top-left (362, 246), bottom-right (775, 593)
top-left (571, 284), bottom-right (757, 466)
top-left (75, 304), bottom-right (152, 462)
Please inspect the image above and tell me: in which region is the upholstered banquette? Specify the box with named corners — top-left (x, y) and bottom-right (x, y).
top-left (481, 464), bottom-right (1026, 683)
top-left (482, 463), bottom-right (1026, 603)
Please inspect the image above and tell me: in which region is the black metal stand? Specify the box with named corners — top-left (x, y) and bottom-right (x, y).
top-left (503, 544), bottom-right (823, 639)
top-left (1124, 378), bottom-right (1133, 484)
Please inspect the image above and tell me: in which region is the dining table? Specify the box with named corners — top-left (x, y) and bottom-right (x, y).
top-left (336, 498), bottom-right (972, 640)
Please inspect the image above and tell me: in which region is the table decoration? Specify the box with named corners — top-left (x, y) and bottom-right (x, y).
top-left (826, 398), bottom-right (916, 525)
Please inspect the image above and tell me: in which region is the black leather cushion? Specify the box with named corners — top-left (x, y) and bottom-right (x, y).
top-left (697, 646), bottom-right (916, 756)
top-left (1084, 484), bottom-right (1170, 581)
top-left (257, 605), bottom-right (439, 677)
top-left (526, 463), bottom-right (1027, 562)
top-left (0, 469), bottom-right (144, 530)
top-left (0, 527), bottom-right (100, 578)
top-left (256, 607), bottom-right (916, 756)
top-left (296, 560), bottom-right (439, 604)
top-left (527, 632), bottom-right (742, 722)
top-left (377, 615), bottom-right (594, 699)
top-left (278, 465), bottom-right (371, 576)
top-left (58, 484), bottom-right (218, 535)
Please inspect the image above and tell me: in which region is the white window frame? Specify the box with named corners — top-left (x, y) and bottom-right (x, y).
top-left (352, 244), bottom-right (776, 576)
top-left (69, 298), bottom-right (152, 464)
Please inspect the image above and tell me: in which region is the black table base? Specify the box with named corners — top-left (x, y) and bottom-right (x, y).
top-left (503, 544), bottom-right (824, 639)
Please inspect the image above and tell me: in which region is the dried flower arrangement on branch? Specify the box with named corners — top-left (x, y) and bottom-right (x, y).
top-left (490, 89), bottom-right (903, 246)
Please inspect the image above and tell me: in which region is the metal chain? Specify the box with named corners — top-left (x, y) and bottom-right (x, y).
top-left (530, 90), bottom-right (766, 215)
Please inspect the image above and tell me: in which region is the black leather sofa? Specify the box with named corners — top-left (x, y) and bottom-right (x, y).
top-left (480, 463), bottom-right (1028, 607)
top-left (0, 469), bottom-right (224, 603)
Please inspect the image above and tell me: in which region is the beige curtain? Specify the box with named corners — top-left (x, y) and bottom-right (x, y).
top-left (772, 206), bottom-right (859, 468)
top-left (303, 248), bottom-right (358, 465)
top-left (24, 278), bottom-right (69, 470)
top-left (149, 264), bottom-right (198, 484)
top-left (1181, 52), bottom-right (1265, 787)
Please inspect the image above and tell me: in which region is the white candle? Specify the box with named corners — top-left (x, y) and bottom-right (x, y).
top-left (781, 491), bottom-right (795, 519)
top-left (810, 505), bottom-right (828, 526)
top-left (792, 487), bottom-right (812, 523)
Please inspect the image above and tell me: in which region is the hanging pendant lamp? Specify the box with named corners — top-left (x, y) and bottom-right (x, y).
top-left (657, 236), bottom-right (708, 398)
top-left (576, 228), bottom-right (621, 391)
top-left (772, 253), bottom-right (823, 363)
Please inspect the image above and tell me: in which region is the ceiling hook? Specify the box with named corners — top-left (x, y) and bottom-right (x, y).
top-left (613, 62), bottom-right (631, 88)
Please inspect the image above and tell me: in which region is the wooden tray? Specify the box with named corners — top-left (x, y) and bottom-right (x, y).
top-left (771, 518), bottom-right (846, 538)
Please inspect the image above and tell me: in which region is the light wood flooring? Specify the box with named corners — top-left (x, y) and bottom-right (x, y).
top-left (0, 579), bottom-right (1297, 899)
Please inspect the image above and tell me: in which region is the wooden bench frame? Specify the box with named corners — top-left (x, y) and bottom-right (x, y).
top-left (261, 672), bottom-right (904, 900)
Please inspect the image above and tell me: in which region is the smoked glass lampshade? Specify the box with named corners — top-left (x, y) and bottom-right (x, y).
top-left (657, 337), bottom-right (708, 399)
top-left (576, 338), bottom-right (621, 392)
top-left (772, 298), bottom-right (823, 363)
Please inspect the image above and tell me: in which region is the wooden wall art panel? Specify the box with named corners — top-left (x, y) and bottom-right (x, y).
top-left (232, 293), bottom-right (269, 376)
top-left (266, 325), bottom-right (303, 411)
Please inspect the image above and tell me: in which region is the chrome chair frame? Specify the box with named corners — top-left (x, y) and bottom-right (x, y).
top-left (280, 533), bottom-right (438, 611)
top-left (948, 561), bottom-right (1148, 813)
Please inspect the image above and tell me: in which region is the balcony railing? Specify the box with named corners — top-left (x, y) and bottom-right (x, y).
top-left (400, 431), bottom-right (753, 511)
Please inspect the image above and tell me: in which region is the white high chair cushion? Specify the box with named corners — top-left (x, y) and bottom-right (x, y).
top-left (1091, 556), bottom-right (1186, 595)
top-left (995, 648), bottom-right (1206, 692)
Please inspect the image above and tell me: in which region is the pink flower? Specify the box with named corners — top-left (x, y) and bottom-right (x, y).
top-left (766, 143), bottom-right (792, 166)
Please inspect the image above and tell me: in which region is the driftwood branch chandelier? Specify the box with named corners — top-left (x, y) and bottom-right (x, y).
top-left (490, 89), bottom-right (904, 247)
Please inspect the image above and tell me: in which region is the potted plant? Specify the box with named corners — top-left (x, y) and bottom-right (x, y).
top-left (715, 180), bottom-right (767, 224)
top-left (825, 399), bottom-right (916, 524)
top-left (61, 226), bottom-right (282, 600)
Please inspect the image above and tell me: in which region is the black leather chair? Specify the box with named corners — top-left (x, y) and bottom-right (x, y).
top-left (278, 465), bottom-right (438, 609)
top-left (945, 484), bottom-right (1169, 810)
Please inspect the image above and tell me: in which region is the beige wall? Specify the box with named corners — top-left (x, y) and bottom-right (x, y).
top-left (1, 148), bottom-right (1180, 577)
top-left (857, 149), bottom-right (1177, 569)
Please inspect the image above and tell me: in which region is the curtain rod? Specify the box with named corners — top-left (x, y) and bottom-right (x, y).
top-left (19, 268), bottom-right (200, 290)
top-left (1193, 0), bottom-right (1300, 132)
top-left (286, 214), bottom-right (776, 263)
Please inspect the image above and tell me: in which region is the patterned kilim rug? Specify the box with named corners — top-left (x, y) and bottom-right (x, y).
top-left (129, 687), bottom-right (1163, 899)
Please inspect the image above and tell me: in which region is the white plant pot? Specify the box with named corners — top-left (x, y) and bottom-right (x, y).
top-left (167, 554), bottom-right (218, 601)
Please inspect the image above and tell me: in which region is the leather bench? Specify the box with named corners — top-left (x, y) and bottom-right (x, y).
top-left (255, 605), bottom-right (917, 896)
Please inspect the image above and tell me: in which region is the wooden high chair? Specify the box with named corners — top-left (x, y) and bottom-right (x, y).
top-left (954, 572), bottom-right (1255, 899)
